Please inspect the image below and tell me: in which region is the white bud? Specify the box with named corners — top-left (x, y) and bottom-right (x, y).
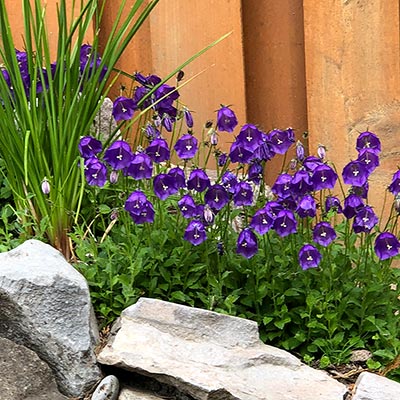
top-left (41, 177), bottom-right (50, 195)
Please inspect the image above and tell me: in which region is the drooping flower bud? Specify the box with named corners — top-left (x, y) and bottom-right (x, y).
top-left (109, 170), bottom-right (119, 184)
top-left (209, 128), bottom-right (218, 145)
top-left (41, 177), bottom-right (50, 195)
top-left (394, 194), bottom-right (400, 214)
top-left (296, 140), bottom-right (305, 161)
top-left (317, 144), bottom-right (326, 160)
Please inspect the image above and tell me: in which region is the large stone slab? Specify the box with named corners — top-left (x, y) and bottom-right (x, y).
top-left (98, 298), bottom-right (347, 400)
top-left (352, 371), bottom-right (400, 400)
top-left (0, 239), bottom-right (102, 398)
top-left (0, 337), bottom-right (68, 400)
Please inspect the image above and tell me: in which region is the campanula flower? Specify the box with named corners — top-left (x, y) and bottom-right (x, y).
top-left (217, 152), bottom-right (228, 166)
top-left (78, 136), bottom-right (102, 159)
top-left (311, 164), bottom-right (338, 190)
top-left (236, 124), bottom-right (263, 151)
top-left (216, 105), bottom-right (238, 133)
top-left (356, 131), bottom-right (381, 154)
top-left (183, 107), bottom-right (194, 128)
top-left (250, 207), bottom-right (274, 235)
top-left (388, 170), bottom-right (400, 196)
top-left (325, 196), bottom-right (343, 214)
top-left (302, 156), bottom-right (324, 172)
top-left (204, 184), bottom-right (230, 210)
top-left (247, 162), bottom-right (264, 185)
top-left (296, 141), bottom-right (305, 161)
top-left (167, 167), bottom-right (186, 189)
top-left (342, 161), bottom-right (369, 186)
top-left (269, 128), bottom-right (295, 154)
top-left (124, 153), bottom-right (153, 180)
top-left (153, 173), bottom-right (178, 200)
top-left (272, 173), bottom-right (292, 199)
top-left (221, 171), bottom-right (238, 194)
top-left (187, 169), bottom-right (210, 192)
top-left (313, 222), bottom-right (336, 246)
top-left (84, 157), bottom-right (107, 187)
top-left (374, 232), bottom-right (400, 260)
top-left (273, 210), bottom-right (297, 237)
top-left (236, 228), bottom-right (258, 259)
top-left (298, 244), bottom-right (322, 270)
top-left (145, 138), bottom-right (170, 163)
top-left (317, 144), bottom-right (326, 160)
top-left (124, 190), bottom-right (154, 224)
top-left (104, 140), bottom-right (133, 170)
top-left (357, 148), bottom-right (379, 174)
top-left (296, 195), bottom-right (317, 218)
top-left (112, 97), bottom-right (136, 121)
top-left (229, 141), bottom-right (253, 164)
top-left (174, 134), bottom-right (198, 159)
top-left (233, 181), bottom-right (253, 206)
top-left (178, 194), bottom-right (197, 218)
top-left (290, 169), bottom-right (313, 196)
top-left (184, 220), bottom-right (207, 246)
top-left (254, 133), bottom-right (276, 161)
top-left (353, 206), bottom-right (378, 233)
top-left (343, 194), bottom-right (364, 219)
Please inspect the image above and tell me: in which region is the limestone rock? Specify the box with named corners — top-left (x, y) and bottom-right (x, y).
top-left (92, 375), bottom-right (120, 400)
top-left (91, 97), bottom-right (120, 140)
top-left (98, 298), bottom-right (347, 400)
top-left (0, 337), bottom-right (68, 400)
top-left (352, 372), bottom-right (400, 400)
top-left (0, 239), bottom-right (102, 398)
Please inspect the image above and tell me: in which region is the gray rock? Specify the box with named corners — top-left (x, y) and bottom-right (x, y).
top-left (118, 386), bottom-right (163, 400)
top-left (352, 371), bottom-right (400, 400)
top-left (0, 337), bottom-right (68, 400)
top-left (92, 375), bottom-right (120, 400)
top-left (91, 97), bottom-right (120, 140)
top-left (98, 298), bottom-right (347, 400)
top-left (0, 239), bottom-right (102, 398)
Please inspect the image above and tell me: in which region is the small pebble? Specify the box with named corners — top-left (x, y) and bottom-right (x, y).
top-left (91, 375), bottom-right (119, 400)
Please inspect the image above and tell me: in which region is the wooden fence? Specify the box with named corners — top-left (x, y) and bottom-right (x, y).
top-left (6, 0), bottom-right (400, 212)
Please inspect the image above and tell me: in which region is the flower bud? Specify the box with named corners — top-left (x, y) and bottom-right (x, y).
top-left (394, 194), bottom-right (400, 214)
top-left (41, 177), bottom-right (50, 195)
top-left (110, 170), bottom-right (119, 184)
top-left (296, 140), bottom-right (305, 161)
top-left (209, 129), bottom-right (218, 146)
top-left (289, 158), bottom-right (297, 170)
top-left (203, 204), bottom-right (214, 224)
top-left (317, 144), bottom-right (326, 160)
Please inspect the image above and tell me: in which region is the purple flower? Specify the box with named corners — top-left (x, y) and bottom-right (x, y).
top-left (144, 123), bottom-right (161, 140)
top-left (296, 141), bottom-right (305, 161)
top-left (353, 206), bottom-right (378, 233)
top-left (272, 173), bottom-right (292, 199)
top-left (162, 114), bottom-right (174, 132)
top-left (178, 195), bottom-right (197, 218)
top-left (356, 131), bottom-right (381, 154)
top-left (204, 184), bottom-right (230, 210)
top-left (221, 171), bottom-right (238, 194)
top-left (343, 194), bottom-right (365, 219)
top-left (174, 134), bottom-right (198, 159)
top-left (153, 173), bottom-right (178, 200)
top-left (184, 220), bottom-right (207, 246)
top-left (41, 178), bottom-right (50, 195)
top-left (112, 96), bottom-right (136, 121)
top-left (317, 144), bottom-right (326, 160)
top-left (290, 169), bottom-right (313, 196)
top-left (250, 207), bottom-right (274, 235)
top-left (296, 195), bottom-right (317, 218)
top-left (229, 141), bottom-right (254, 164)
top-left (313, 222), bottom-right (336, 246)
top-left (269, 128), bottom-right (295, 154)
top-left (203, 204), bottom-right (214, 224)
top-left (302, 156), bottom-right (324, 172)
top-left (187, 169), bottom-right (210, 192)
top-left (84, 157), bottom-right (107, 187)
top-left (388, 170), bottom-right (400, 196)
top-left (233, 181), bottom-right (253, 206)
top-left (167, 167), bottom-right (186, 189)
top-left (104, 140), bottom-right (133, 170)
top-left (183, 107), bottom-right (194, 128)
top-left (254, 133), bottom-right (276, 161)
top-left (351, 182), bottom-right (369, 199)
top-left (374, 232), bottom-right (400, 260)
top-left (216, 105), bottom-right (238, 133)
top-left (311, 164), bottom-right (338, 190)
top-left (298, 244), bottom-right (322, 270)
top-left (145, 138), bottom-right (170, 163)
top-left (265, 201), bottom-right (285, 219)
top-left (247, 162), bottom-right (264, 185)
top-left (125, 153), bottom-right (153, 180)
top-left (325, 196), bottom-right (343, 214)
top-left (125, 190), bottom-right (155, 224)
top-left (78, 136), bottom-right (102, 159)
top-left (342, 161), bottom-right (369, 186)
top-left (236, 228), bottom-right (258, 259)
top-left (236, 124), bottom-right (263, 151)
top-left (273, 210), bottom-right (297, 237)
top-left (357, 149), bottom-right (379, 174)
top-left (217, 152), bottom-right (228, 166)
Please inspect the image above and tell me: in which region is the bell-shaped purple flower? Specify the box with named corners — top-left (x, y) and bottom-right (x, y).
top-left (298, 244), bottom-right (322, 270)
top-left (291, 169), bottom-right (313, 196)
top-left (153, 173), bottom-right (178, 200)
top-left (356, 131), bottom-right (381, 154)
top-left (313, 222), bottom-right (336, 246)
top-left (272, 173), bottom-right (292, 199)
top-left (112, 96), bottom-right (136, 121)
top-left (204, 184), bottom-right (230, 210)
top-left (187, 169), bottom-right (210, 192)
top-left (84, 157), bottom-right (107, 187)
top-left (302, 156), bottom-right (324, 172)
top-left (269, 128), bottom-right (295, 154)
top-left (216, 105), bottom-right (238, 133)
top-left (342, 160), bottom-right (369, 186)
top-left (353, 206), bottom-right (378, 233)
top-left (236, 228), bottom-right (258, 259)
top-left (125, 190), bottom-right (155, 224)
top-left (265, 201), bottom-right (285, 220)
top-left (233, 181), bottom-right (253, 206)
top-left (184, 220), bottom-right (207, 246)
top-left (145, 138), bottom-right (170, 163)
top-left (125, 153), bottom-right (153, 180)
top-left (311, 164), bottom-right (338, 190)
top-left (217, 152), bottom-right (228, 166)
top-left (250, 207), bottom-right (274, 235)
top-left (374, 232), bottom-right (400, 260)
top-left (357, 148), bottom-right (379, 174)
top-left (168, 167), bottom-right (186, 189)
top-left (221, 171), bottom-right (238, 194)
top-left (248, 162), bottom-right (264, 185)
top-left (343, 194), bottom-right (365, 219)
top-left (273, 210), bottom-right (297, 237)
top-left (254, 133), bottom-right (276, 161)
top-left (236, 124), bottom-right (263, 151)
top-left (178, 194), bottom-right (197, 218)
top-left (325, 196), bottom-right (343, 214)
top-left (296, 195), bottom-right (317, 218)
top-left (174, 134), bottom-right (198, 159)
top-left (79, 136), bottom-right (102, 159)
top-left (229, 141), bottom-right (253, 164)
top-left (104, 140), bottom-right (133, 170)
top-left (388, 170), bottom-right (400, 196)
